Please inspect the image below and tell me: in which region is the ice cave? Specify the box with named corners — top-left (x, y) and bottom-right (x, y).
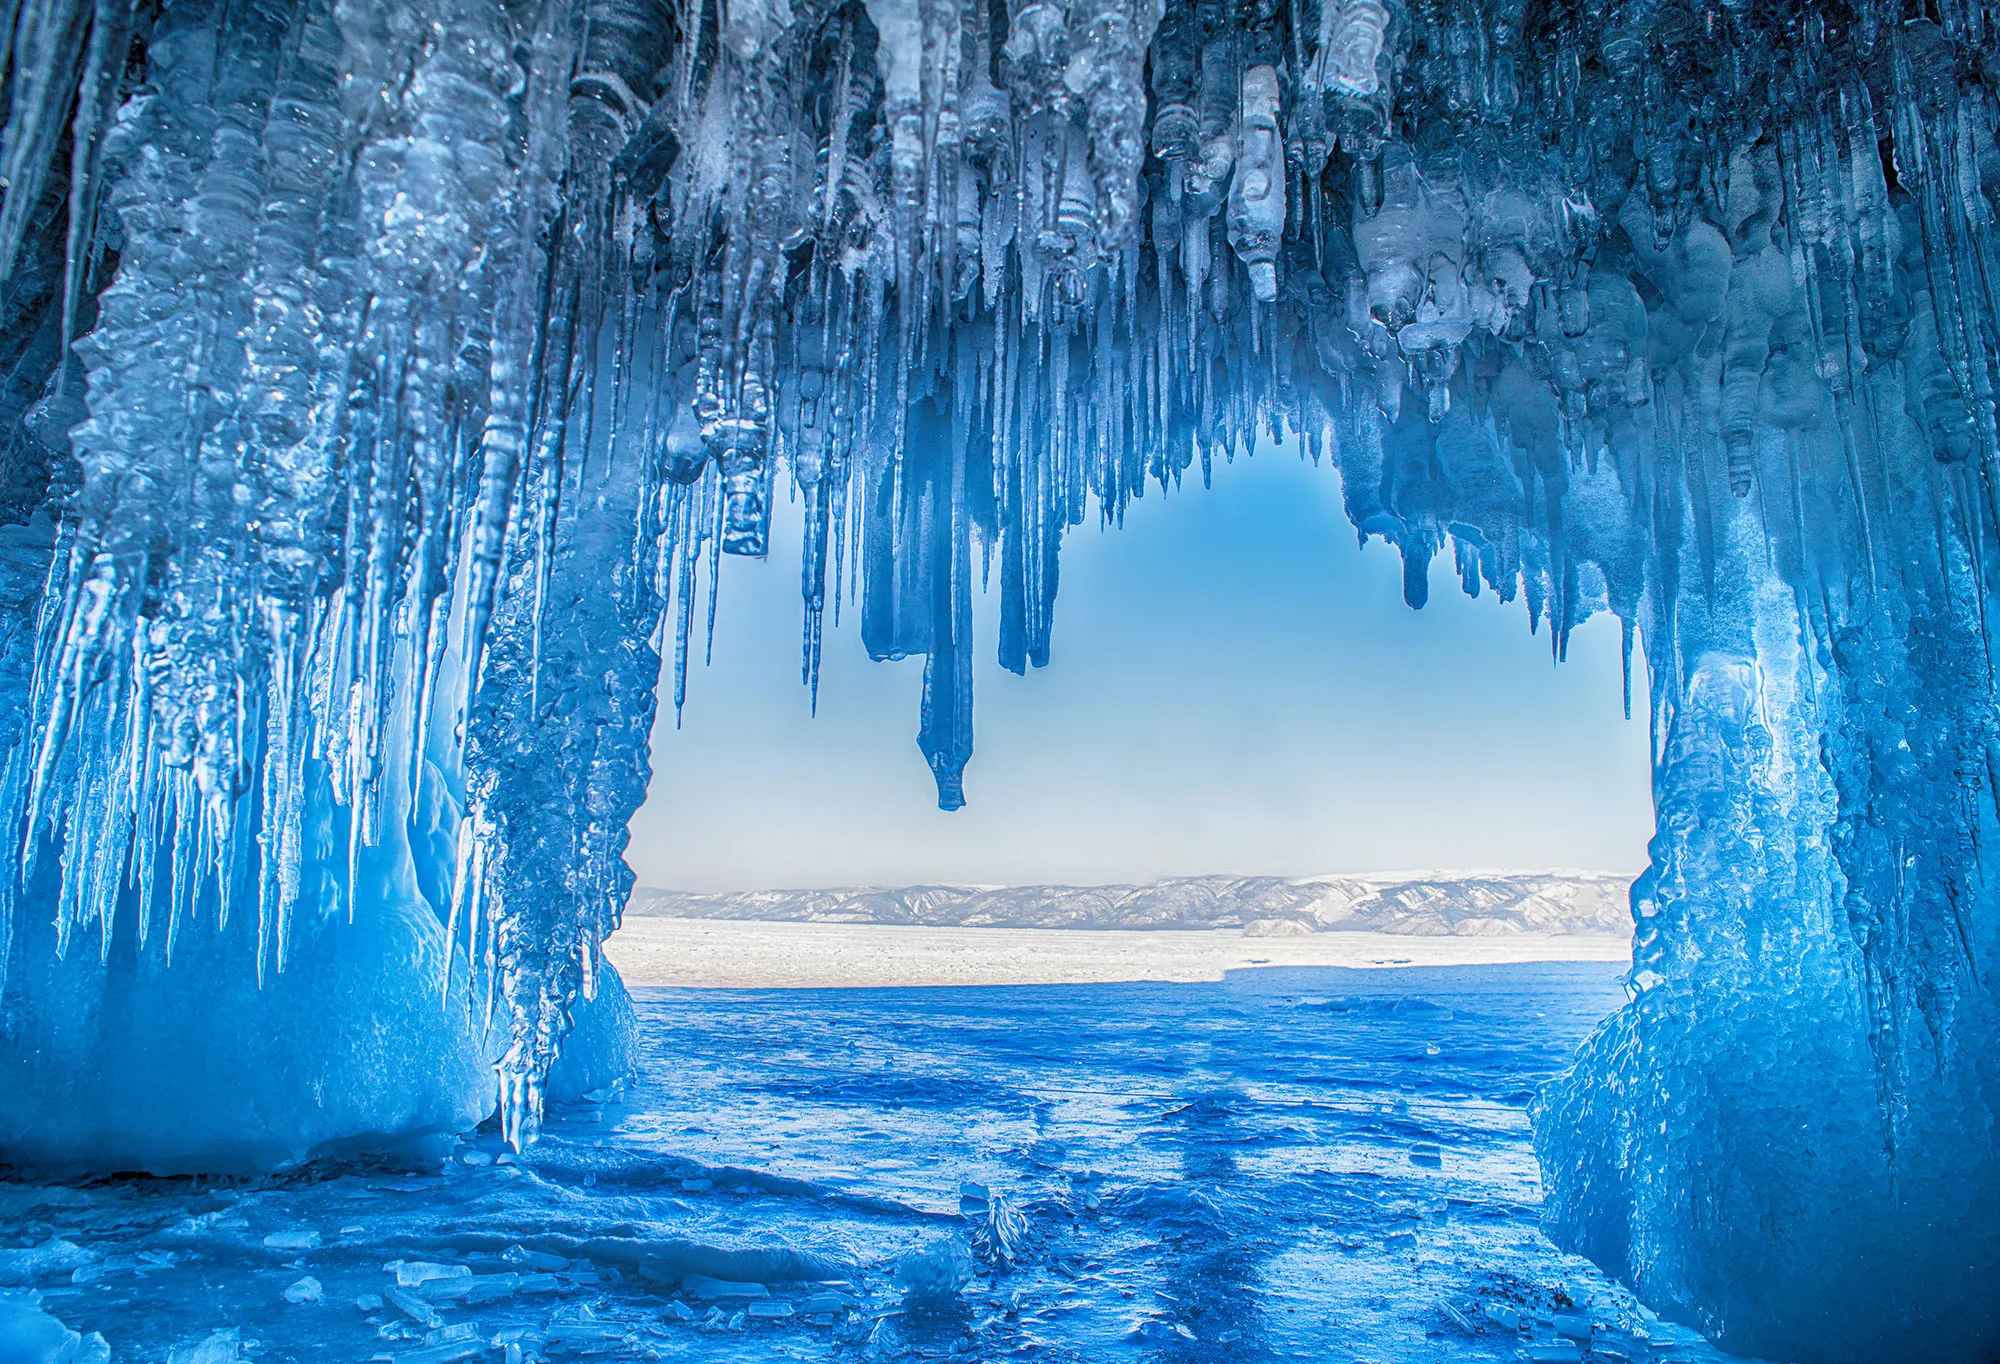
top-left (0, 0), bottom-right (1996, 1359)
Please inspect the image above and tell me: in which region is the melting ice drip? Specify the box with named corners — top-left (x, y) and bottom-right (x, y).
top-left (1, 0), bottom-right (1999, 1356)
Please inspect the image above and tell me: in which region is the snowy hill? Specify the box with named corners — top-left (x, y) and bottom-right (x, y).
top-left (628, 871), bottom-right (1635, 937)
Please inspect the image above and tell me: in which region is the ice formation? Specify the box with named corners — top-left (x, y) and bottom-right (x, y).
top-left (0, 0), bottom-right (1997, 1357)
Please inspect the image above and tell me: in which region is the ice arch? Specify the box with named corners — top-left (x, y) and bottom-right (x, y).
top-left (0, 1), bottom-right (1997, 1358)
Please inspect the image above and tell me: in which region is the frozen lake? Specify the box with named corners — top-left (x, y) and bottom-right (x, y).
top-left (1, 964), bottom-right (1743, 1363)
top-left (603, 918), bottom-right (1634, 989)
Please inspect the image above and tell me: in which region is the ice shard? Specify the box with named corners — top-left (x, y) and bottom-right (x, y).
top-left (1, 0), bottom-right (1998, 1357)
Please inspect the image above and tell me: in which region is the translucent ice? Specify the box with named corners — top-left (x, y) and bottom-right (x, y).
top-left (0, 1), bottom-right (1998, 1359)
top-left (0, 1298), bottom-right (110, 1364)
top-left (0, 887), bottom-right (497, 1174)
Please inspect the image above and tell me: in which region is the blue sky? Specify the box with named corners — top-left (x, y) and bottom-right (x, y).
top-left (627, 447), bottom-right (1655, 892)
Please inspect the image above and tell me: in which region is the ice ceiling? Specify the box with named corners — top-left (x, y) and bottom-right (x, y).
top-left (0, 0), bottom-right (1998, 1358)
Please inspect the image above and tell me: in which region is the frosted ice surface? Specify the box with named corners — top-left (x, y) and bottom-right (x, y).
top-left (2, 966), bottom-right (1753, 1364)
top-left (0, 0), bottom-right (1997, 1358)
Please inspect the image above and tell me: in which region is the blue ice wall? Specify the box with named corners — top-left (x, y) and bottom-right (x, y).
top-left (1535, 389), bottom-right (2000, 1363)
top-left (0, 1), bottom-right (1997, 1358)
top-left (0, 845), bottom-right (500, 1175)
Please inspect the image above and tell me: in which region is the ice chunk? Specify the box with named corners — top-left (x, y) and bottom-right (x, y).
top-left (282, 1276), bottom-right (322, 1304)
top-left (164, 1330), bottom-right (242, 1364)
top-left (681, 1276), bottom-right (767, 1302)
top-left (1520, 1345), bottom-right (1581, 1364)
top-left (421, 1325), bottom-right (478, 1346)
top-left (960, 1182), bottom-right (1029, 1268)
top-left (415, 1279), bottom-right (473, 1303)
top-left (894, 1239), bottom-right (974, 1307)
top-left (463, 1275), bottom-right (518, 1305)
top-left (1550, 1313), bottom-right (1591, 1341)
top-left (543, 1323), bottom-right (629, 1350)
top-left (499, 1247), bottom-right (567, 1272)
top-left (0, 1298), bottom-right (110, 1364)
top-left (386, 1262), bottom-right (470, 1288)
top-left (0, 1243), bottom-right (95, 1287)
top-left (544, 962), bottom-right (637, 1106)
top-left (263, 1231), bottom-right (320, 1252)
top-left (67, 1257), bottom-right (135, 1287)
top-left (383, 1289), bottom-right (442, 1330)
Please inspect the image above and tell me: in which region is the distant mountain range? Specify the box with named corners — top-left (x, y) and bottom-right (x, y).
top-left (628, 871), bottom-right (1635, 937)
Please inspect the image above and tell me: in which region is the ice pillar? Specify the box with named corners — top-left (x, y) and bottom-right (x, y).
top-left (1537, 399), bottom-right (2000, 1363)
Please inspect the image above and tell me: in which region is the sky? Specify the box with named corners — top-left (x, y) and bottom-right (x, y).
top-left (627, 446), bottom-right (1655, 892)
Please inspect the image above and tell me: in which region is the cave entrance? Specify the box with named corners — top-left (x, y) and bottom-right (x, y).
top-left (631, 448), bottom-right (1653, 904)
top-left (576, 446), bottom-right (1664, 1359)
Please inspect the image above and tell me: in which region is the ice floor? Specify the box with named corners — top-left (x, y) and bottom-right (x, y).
top-left (0, 963), bottom-right (1748, 1363)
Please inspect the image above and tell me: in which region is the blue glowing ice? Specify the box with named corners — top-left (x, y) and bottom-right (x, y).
top-left (0, 0), bottom-right (1997, 1357)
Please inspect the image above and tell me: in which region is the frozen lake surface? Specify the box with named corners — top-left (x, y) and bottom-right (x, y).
top-left (603, 918), bottom-right (1633, 989)
top-left (1, 964), bottom-right (1745, 1363)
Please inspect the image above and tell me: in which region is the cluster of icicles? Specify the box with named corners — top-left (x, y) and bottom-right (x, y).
top-left (0, 0), bottom-right (1995, 1139)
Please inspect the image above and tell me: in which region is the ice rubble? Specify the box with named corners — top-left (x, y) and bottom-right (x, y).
top-left (0, 1295), bottom-right (110, 1364)
top-left (0, 0), bottom-right (1998, 1357)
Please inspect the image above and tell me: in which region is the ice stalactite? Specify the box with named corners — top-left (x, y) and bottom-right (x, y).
top-left (1, 0), bottom-right (1999, 1356)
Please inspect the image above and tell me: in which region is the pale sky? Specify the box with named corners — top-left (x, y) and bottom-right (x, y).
top-left (627, 446), bottom-right (1655, 892)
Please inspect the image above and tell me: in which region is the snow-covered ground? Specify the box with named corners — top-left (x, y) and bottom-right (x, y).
top-left (0, 963), bottom-right (1742, 1364)
top-left (604, 919), bottom-right (1634, 989)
